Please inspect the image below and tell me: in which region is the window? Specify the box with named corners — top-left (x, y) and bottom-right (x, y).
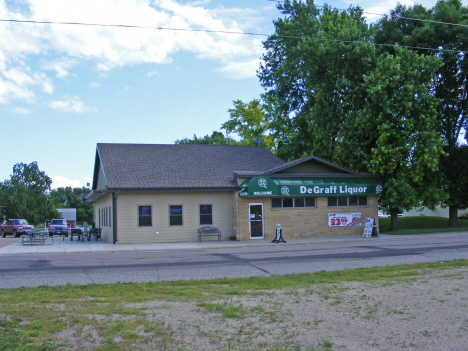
top-left (294, 198), bottom-right (305, 207)
top-left (272, 197), bottom-right (316, 208)
top-left (305, 198), bottom-right (316, 207)
top-left (169, 205), bottom-right (183, 226)
top-left (338, 197), bottom-right (348, 206)
top-left (200, 204), bottom-right (212, 225)
top-left (328, 196), bottom-right (368, 207)
top-left (283, 198), bottom-right (293, 208)
top-left (272, 198), bottom-right (282, 208)
top-left (138, 206), bottom-right (152, 227)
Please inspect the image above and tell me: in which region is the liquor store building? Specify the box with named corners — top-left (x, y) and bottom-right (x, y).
top-left (85, 143), bottom-right (382, 244)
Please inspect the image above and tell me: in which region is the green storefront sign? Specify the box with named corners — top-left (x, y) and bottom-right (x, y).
top-left (239, 176), bottom-right (383, 197)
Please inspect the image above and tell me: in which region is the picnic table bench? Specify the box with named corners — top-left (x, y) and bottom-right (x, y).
top-left (21, 230), bottom-right (53, 245)
top-left (198, 226), bottom-right (221, 242)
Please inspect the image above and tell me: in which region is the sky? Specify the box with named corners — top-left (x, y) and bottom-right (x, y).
top-left (0, 0), bottom-right (459, 189)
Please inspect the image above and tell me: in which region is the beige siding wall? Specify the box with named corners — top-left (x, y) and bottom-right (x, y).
top-left (94, 195), bottom-right (113, 242)
top-left (236, 195), bottom-right (379, 240)
top-left (115, 192), bottom-right (234, 244)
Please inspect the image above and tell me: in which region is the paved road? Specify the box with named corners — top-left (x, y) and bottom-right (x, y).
top-left (1, 234), bottom-right (468, 288)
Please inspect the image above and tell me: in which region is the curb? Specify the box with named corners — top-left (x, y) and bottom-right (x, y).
top-left (0, 231), bottom-right (467, 256)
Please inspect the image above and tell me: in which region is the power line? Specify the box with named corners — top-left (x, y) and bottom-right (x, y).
top-left (0, 18), bottom-right (464, 54)
top-left (267, 0), bottom-right (468, 28)
top-left (0, 18), bottom-right (269, 37)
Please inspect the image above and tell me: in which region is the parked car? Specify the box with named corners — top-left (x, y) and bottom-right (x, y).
top-left (48, 219), bottom-right (69, 238)
top-left (1, 219), bottom-right (35, 237)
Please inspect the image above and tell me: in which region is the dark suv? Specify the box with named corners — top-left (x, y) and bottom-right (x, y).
top-left (49, 219), bottom-right (69, 238)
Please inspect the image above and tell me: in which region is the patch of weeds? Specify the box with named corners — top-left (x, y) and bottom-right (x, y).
top-left (0, 317), bottom-right (58, 351)
top-left (438, 273), bottom-right (464, 279)
top-left (318, 338), bottom-right (334, 349)
top-left (364, 302), bottom-right (381, 320)
top-left (401, 316), bottom-right (416, 321)
top-left (197, 302), bottom-right (245, 319)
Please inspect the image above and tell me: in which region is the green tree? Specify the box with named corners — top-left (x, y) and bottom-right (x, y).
top-left (374, 0), bottom-right (468, 226)
top-left (354, 48), bottom-right (445, 230)
top-left (258, 0), bottom-right (446, 229)
top-left (258, 0), bottom-right (376, 162)
top-left (222, 99), bottom-right (276, 151)
top-left (175, 131), bottom-right (236, 145)
top-left (49, 186), bottom-right (93, 224)
top-left (0, 162), bottom-right (59, 224)
top-left (439, 145), bottom-right (468, 220)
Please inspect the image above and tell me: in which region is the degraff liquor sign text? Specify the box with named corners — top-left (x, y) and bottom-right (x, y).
top-left (239, 176), bottom-right (383, 197)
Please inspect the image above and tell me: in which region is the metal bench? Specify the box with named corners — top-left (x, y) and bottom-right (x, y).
top-left (198, 226), bottom-right (221, 242)
top-left (21, 230), bottom-right (52, 245)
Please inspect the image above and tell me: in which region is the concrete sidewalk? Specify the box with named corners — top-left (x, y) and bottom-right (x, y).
top-left (1, 231), bottom-right (467, 255)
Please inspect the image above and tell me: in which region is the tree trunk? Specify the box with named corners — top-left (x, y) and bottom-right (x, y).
top-left (389, 209), bottom-right (400, 231)
top-left (448, 205), bottom-right (459, 227)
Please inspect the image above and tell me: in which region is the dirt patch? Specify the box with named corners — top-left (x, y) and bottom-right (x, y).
top-left (54, 267), bottom-right (468, 350)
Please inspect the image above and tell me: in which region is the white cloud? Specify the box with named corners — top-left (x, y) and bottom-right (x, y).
top-left (10, 106), bottom-right (31, 114)
top-left (342, 0), bottom-right (441, 23)
top-left (89, 82), bottom-right (101, 87)
top-left (0, 0), bottom-right (266, 100)
top-left (0, 66), bottom-right (53, 104)
top-left (0, 0), bottom-right (273, 109)
top-left (50, 175), bottom-right (92, 189)
top-left (49, 96), bottom-right (95, 113)
top-left (216, 58), bottom-right (263, 80)
top-left (42, 57), bottom-right (79, 78)
top-left (147, 70), bottom-right (160, 77)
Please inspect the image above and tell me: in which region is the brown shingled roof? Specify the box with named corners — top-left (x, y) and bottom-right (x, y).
top-left (94, 143), bottom-right (284, 190)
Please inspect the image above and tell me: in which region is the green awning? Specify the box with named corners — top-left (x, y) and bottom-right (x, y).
top-left (239, 176), bottom-right (382, 197)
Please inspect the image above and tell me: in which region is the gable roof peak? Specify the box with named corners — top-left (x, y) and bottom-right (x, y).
top-left (263, 155), bottom-right (357, 176)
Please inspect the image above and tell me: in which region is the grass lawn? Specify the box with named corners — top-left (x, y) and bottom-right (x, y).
top-left (379, 216), bottom-right (468, 234)
top-left (1, 260), bottom-right (467, 351)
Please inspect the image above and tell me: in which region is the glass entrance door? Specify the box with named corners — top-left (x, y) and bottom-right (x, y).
top-left (249, 204), bottom-right (264, 239)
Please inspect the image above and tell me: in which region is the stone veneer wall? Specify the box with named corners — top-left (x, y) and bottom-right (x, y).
top-left (236, 195), bottom-right (380, 241)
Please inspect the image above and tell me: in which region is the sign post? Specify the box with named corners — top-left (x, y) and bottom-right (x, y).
top-left (363, 218), bottom-right (378, 238)
top-left (272, 224), bottom-right (287, 243)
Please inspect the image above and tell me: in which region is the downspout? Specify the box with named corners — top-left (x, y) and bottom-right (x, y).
top-left (112, 192), bottom-right (118, 244)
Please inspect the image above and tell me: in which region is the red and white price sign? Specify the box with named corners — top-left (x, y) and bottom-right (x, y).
top-left (328, 213), bottom-right (361, 227)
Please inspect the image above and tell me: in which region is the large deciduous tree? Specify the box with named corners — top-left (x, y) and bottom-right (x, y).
top-left (0, 162), bottom-right (58, 224)
top-left (222, 99), bottom-right (276, 151)
top-left (353, 48), bottom-right (445, 230)
top-left (174, 131), bottom-right (237, 145)
top-left (259, 0), bottom-right (376, 163)
top-left (374, 0), bottom-right (468, 226)
top-left (258, 0), bottom-right (446, 229)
